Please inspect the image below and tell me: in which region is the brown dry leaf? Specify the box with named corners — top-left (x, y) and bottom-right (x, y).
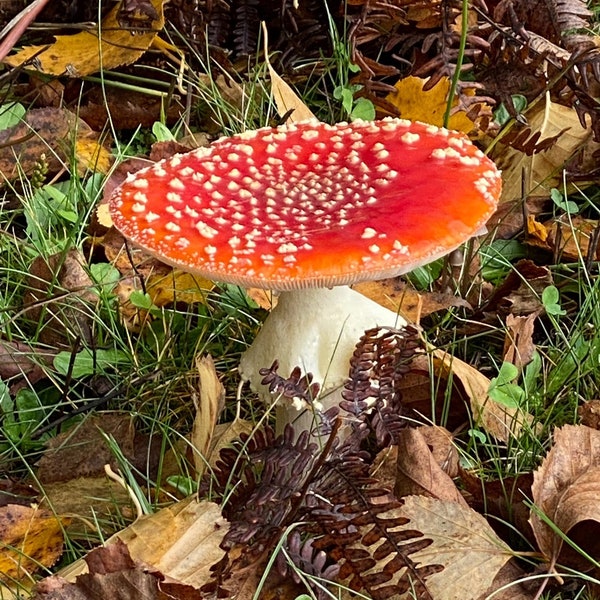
top-left (190, 355), bottom-right (225, 478)
top-left (494, 99), bottom-right (593, 205)
top-left (246, 287), bottom-right (275, 310)
top-left (0, 504), bottom-right (68, 581)
top-left (23, 249), bottom-right (98, 347)
top-left (0, 339), bottom-right (55, 393)
top-left (530, 424), bottom-right (600, 570)
top-left (353, 278), bottom-right (470, 322)
top-left (544, 215), bottom-right (600, 262)
top-left (5, 0), bottom-right (166, 77)
top-left (483, 259), bottom-right (552, 317)
top-left (396, 495), bottom-right (513, 600)
top-left (33, 540), bottom-right (203, 600)
top-left (503, 313), bottom-right (538, 372)
top-left (0, 108), bottom-right (111, 183)
top-left (262, 23), bottom-right (316, 123)
top-left (59, 499), bottom-right (228, 589)
top-left (578, 400), bottom-right (600, 430)
top-left (41, 477), bottom-right (133, 537)
top-left (432, 349), bottom-right (533, 441)
top-left (476, 559), bottom-right (536, 600)
top-left (385, 76), bottom-right (483, 133)
top-left (395, 427), bottom-right (466, 505)
top-left (461, 469), bottom-right (535, 550)
top-left (37, 413), bottom-right (137, 484)
top-left (206, 418), bottom-right (254, 470)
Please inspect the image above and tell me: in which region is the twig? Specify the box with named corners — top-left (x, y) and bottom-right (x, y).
top-left (0, 0), bottom-right (51, 62)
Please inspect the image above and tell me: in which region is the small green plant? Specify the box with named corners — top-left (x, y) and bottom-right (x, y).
top-left (542, 285), bottom-right (566, 316)
top-left (333, 82), bottom-right (375, 121)
top-left (550, 188), bottom-right (579, 214)
top-left (488, 362), bottom-right (526, 409)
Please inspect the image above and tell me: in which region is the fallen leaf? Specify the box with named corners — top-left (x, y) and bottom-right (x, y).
top-left (0, 504), bottom-right (68, 581)
top-left (33, 540), bottom-right (203, 600)
top-left (0, 480), bottom-right (38, 508)
top-left (37, 413), bottom-right (135, 484)
top-left (396, 495), bottom-right (513, 600)
top-left (526, 214), bottom-right (549, 243)
top-left (476, 559), bottom-right (536, 600)
top-left (262, 23), bottom-right (316, 123)
top-left (5, 0), bottom-right (166, 77)
top-left (494, 100), bottom-right (593, 205)
top-left (41, 476), bottom-right (133, 537)
top-left (482, 259), bottom-right (552, 317)
top-left (146, 270), bottom-right (213, 307)
top-left (205, 418), bottom-right (254, 471)
top-left (190, 355), bottom-right (225, 478)
top-left (59, 499), bottom-right (228, 589)
top-left (544, 215), bottom-right (600, 263)
top-left (23, 249), bottom-right (98, 348)
top-left (530, 424), bottom-right (600, 571)
top-left (0, 339), bottom-right (55, 393)
top-left (578, 400), bottom-right (600, 430)
top-left (354, 278), bottom-right (471, 323)
top-left (385, 76), bottom-right (485, 134)
top-left (395, 427), bottom-right (466, 505)
top-left (0, 108), bottom-right (112, 183)
top-left (431, 349), bottom-right (534, 441)
top-left (503, 313), bottom-right (538, 372)
top-left (461, 469), bottom-right (535, 550)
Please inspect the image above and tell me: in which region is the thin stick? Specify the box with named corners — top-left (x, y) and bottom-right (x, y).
top-left (0, 0), bottom-right (51, 62)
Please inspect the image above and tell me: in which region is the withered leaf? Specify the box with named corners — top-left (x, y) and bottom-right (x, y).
top-left (493, 100), bottom-right (593, 205)
top-left (431, 349), bottom-right (534, 441)
top-left (37, 412), bottom-right (165, 486)
top-left (530, 424), bottom-right (600, 571)
top-left (503, 313), bottom-right (538, 372)
top-left (0, 504), bottom-right (68, 581)
top-left (385, 76), bottom-right (485, 134)
top-left (6, 0), bottom-right (166, 77)
top-left (396, 496), bottom-right (513, 600)
top-left (353, 278), bottom-right (470, 323)
top-left (33, 540), bottom-right (203, 600)
top-left (0, 108), bottom-right (111, 184)
top-left (395, 427), bottom-right (466, 506)
top-left (59, 500), bottom-right (228, 589)
top-left (190, 355), bottom-right (225, 478)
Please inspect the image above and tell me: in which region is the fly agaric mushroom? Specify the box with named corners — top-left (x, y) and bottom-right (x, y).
top-left (108, 118), bottom-right (501, 433)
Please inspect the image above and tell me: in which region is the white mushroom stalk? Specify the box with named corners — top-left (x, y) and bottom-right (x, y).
top-left (108, 118), bottom-right (502, 435)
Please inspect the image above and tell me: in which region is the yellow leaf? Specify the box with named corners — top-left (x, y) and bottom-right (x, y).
top-left (75, 138), bottom-right (113, 176)
top-left (5, 0), bottom-right (166, 76)
top-left (526, 214), bottom-right (549, 242)
top-left (0, 504), bottom-right (68, 581)
top-left (58, 499), bottom-right (228, 589)
top-left (146, 270), bottom-right (213, 307)
top-left (385, 76), bottom-right (478, 133)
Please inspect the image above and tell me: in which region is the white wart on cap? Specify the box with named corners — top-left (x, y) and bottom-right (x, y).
top-left (109, 118), bottom-right (501, 290)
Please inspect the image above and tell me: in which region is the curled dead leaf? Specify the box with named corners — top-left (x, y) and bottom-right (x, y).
top-left (530, 424), bottom-right (600, 571)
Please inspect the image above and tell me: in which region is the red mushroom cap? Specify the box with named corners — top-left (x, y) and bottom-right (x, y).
top-left (108, 118), bottom-right (501, 290)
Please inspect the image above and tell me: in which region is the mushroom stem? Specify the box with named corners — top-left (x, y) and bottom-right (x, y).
top-left (238, 285), bottom-right (406, 434)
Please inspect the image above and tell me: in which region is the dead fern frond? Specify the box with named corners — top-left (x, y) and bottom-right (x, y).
top-left (306, 448), bottom-right (443, 599)
top-left (341, 326), bottom-right (422, 447)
